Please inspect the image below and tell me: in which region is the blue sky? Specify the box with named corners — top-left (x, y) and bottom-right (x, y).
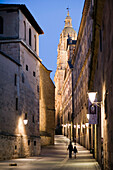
top-left (0, 0), bottom-right (85, 82)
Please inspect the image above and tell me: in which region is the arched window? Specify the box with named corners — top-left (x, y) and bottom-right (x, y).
top-left (0, 16), bottom-right (3, 34)
top-left (29, 28), bottom-right (31, 46)
top-left (24, 21), bottom-right (26, 40)
top-left (34, 35), bottom-right (36, 51)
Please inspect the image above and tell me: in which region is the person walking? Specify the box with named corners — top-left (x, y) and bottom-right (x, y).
top-left (73, 145), bottom-right (77, 158)
top-left (67, 140), bottom-right (73, 158)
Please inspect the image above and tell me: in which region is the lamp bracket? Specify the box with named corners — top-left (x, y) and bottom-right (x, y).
top-left (93, 101), bottom-right (102, 107)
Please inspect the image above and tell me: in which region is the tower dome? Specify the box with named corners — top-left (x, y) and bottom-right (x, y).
top-left (62, 10), bottom-right (77, 39)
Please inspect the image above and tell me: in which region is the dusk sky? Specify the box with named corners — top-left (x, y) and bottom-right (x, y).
top-left (0, 0), bottom-right (85, 82)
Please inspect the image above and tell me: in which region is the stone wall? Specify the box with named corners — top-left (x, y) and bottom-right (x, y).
top-left (39, 63), bottom-right (55, 145)
top-left (40, 136), bottom-right (51, 146)
top-left (0, 5), bottom-right (42, 160)
top-left (72, 0), bottom-right (93, 150)
top-left (93, 0), bottom-right (113, 168)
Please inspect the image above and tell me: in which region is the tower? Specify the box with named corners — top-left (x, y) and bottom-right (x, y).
top-left (54, 9), bottom-right (77, 134)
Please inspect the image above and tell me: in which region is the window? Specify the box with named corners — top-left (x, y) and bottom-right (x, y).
top-left (33, 71), bottom-right (36, 77)
top-left (29, 28), bottom-right (31, 46)
top-left (28, 140), bottom-right (30, 146)
top-left (25, 113), bottom-right (27, 119)
top-left (26, 65), bottom-right (28, 71)
top-left (34, 35), bottom-right (36, 51)
top-left (14, 74), bottom-right (17, 86)
top-left (22, 73), bottom-right (24, 83)
top-left (32, 115), bottom-right (35, 123)
top-left (0, 16), bottom-right (3, 34)
top-left (24, 21), bottom-right (26, 40)
top-left (34, 141), bottom-right (36, 146)
top-left (37, 85), bottom-right (39, 93)
top-left (15, 145), bottom-right (17, 150)
top-left (16, 98), bottom-right (18, 110)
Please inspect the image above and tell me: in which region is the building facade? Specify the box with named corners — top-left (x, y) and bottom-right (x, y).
top-left (72, 0), bottom-right (93, 149)
top-left (54, 10), bottom-right (77, 135)
top-left (55, 0), bottom-right (113, 169)
top-left (88, 0), bottom-right (113, 169)
top-left (71, 0), bottom-right (113, 169)
top-left (61, 36), bottom-right (76, 140)
top-left (0, 4), bottom-right (55, 160)
top-left (39, 63), bottom-right (55, 146)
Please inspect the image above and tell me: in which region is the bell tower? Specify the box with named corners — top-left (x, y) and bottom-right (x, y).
top-left (54, 9), bottom-right (77, 133)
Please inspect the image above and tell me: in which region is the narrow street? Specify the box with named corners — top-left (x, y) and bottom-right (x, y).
top-left (0, 135), bottom-right (101, 170)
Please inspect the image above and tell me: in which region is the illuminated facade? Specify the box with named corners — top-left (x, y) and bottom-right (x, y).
top-left (71, 0), bottom-right (113, 169)
top-left (0, 4), bottom-right (54, 160)
top-left (39, 63), bottom-right (55, 146)
top-left (54, 10), bottom-right (77, 135)
top-left (88, 0), bottom-right (113, 169)
top-left (72, 0), bottom-right (94, 149)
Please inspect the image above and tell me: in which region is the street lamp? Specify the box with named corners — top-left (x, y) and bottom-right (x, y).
top-left (87, 91), bottom-right (103, 107)
top-left (23, 113), bottom-right (28, 125)
top-left (87, 92), bottom-right (97, 104)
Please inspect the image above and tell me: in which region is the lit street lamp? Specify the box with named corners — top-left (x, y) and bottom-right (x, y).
top-left (23, 113), bottom-right (28, 125)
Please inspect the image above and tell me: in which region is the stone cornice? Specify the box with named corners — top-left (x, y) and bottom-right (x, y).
top-left (72, 0), bottom-right (90, 64)
top-left (0, 50), bottom-right (21, 66)
top-left (0, 39), bottom-right (42, 62)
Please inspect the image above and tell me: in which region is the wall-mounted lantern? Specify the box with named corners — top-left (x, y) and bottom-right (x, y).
top-left (88, 92), bottom-right (97, 104)
top-left (23, 113), bottom-right (28, 125)
top-left (77, 124), bottom-right (80, 129)
top-left (87, 91), bottom-right (103, 107)
top-left (74, 125), bottom-right (76, 128)
top-left (68, 124), bottom-right (71, 127)
top-left (82, 124), bottom-right (85, 128)
top-left (85, 123), bottom-right (89, 127)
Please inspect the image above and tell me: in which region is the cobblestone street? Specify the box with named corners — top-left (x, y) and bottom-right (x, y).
top-left (0, 135), bottom-right (101, 170)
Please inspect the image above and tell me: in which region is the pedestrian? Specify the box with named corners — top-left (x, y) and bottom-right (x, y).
top-left (67, 140), bottom-right (73, 158)
top-left (73, 145), bottom-right (77, 158)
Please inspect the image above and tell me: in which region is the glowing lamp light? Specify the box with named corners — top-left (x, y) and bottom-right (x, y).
top-left (88, 92), bottom-right (97, 103)
top-left (23, 119), bottom-right (28, 125)
top-left (87, 114), bottom-right (89, 120)
top-left (86, 123), bottom-right (89, 127)
top-left (77, 125), bottom-right (80, 129)
top-left (82, 124), bottom-right (85, 128)
top-left (74, 125), bottom-right (76, 128)
top-left (23, 113), bottom-right (28, 125)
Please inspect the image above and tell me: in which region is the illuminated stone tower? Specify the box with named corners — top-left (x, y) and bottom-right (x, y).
top-left (54, 9), bottom-right (77, 133)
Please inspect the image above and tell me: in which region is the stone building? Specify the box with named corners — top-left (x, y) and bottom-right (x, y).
top-left (0, 4), bottom-right (55, 160)
top-left (54, 10), bottom-right (77, 135)
top-left (39, 63), bottom-right (55, 146)
top-left (61, 36), bottom-right (76, 139)
top-left (55, 0), bottom-right (113, 169)
top-left (88, 0), bottom-right (113, 169)
top-left (72, 0), bottom-right (94, 149)
top-left (71, 0), bottom-right (113, 169)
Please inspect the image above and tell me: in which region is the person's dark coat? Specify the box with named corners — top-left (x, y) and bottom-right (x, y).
top-left (73, 146), bottom-right (77, 153)
top-left (67, 142), bottom-right (73, 158)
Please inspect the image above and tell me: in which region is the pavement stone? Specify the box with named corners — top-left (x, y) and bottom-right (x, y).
top-left (0, 135), bottom-right (101, 170)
